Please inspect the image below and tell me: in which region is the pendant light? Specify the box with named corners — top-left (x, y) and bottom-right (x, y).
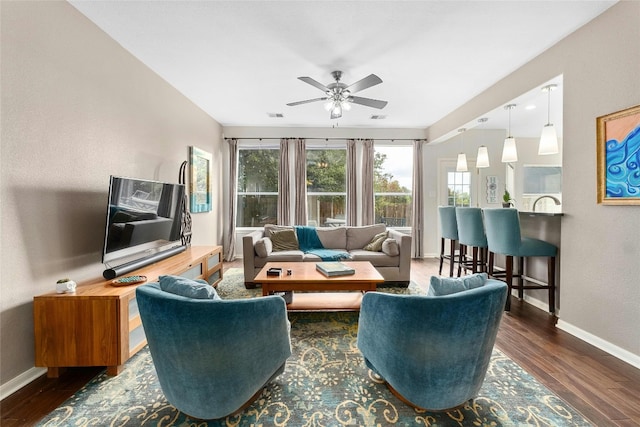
top-left (539, 84), bottom-right (559, 155)
top-left (456, 128), bottom-right (468, 172)
top-left (476, 118), bottom-right (490, 168)
top-left (502, 104), bottom-right (518, 163)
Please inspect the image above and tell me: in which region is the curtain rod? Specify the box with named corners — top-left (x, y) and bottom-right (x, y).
top-left (224, 137), bottom-right (427, 142)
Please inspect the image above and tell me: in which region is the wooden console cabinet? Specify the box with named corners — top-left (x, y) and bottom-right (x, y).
top-left (33, 245), bottom-right (223, 377)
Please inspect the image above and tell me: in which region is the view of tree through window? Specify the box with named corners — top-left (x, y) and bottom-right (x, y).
top-left (447, 171), bottom-right (471, 206)
top-left (374, 146), bottom-right (412, 228)
top-left (236, 148), bottom-right (279, 227)
top-left (306, 149), bottom-right (346, 227)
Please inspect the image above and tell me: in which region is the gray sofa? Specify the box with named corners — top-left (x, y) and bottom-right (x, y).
top-left (242, 223), bottom-right (411, 288)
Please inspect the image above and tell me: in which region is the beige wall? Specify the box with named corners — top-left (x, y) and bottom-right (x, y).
top-left (427, 1), bottom-right (640, 366)
top-left (0, 1), bottom-right (223, 395)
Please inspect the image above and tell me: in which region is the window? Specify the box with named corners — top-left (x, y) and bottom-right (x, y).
top-left (447, 171), bottom-right (471, 207)
top-left (236, 148), bottom-right (279, 227)
top-left (306, 148), bottom-right (346, 227)
top-left (521, 165), bottom-right (562, 211)
top-left (374, 145), bottom-right (412, 228)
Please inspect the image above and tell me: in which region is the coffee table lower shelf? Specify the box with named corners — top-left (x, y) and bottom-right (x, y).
top-left (275, 292), bottom-right (364, 312)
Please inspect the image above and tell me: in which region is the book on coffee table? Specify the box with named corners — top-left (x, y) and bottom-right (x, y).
top-left (316, 262), bottom-right (356, 277)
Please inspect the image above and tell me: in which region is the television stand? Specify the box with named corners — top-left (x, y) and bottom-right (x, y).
top-left (33, 245), bottom-right (222, 377)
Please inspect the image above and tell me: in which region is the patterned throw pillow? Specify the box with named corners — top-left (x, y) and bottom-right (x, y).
top-left (363, 231), bottom-right (388, 252)
top-left (270, 229), bottom-right (299, 251)
top-left (159, 275), bottom-right (220, 300)
top-left (428, 273), bottom-right (488, 296)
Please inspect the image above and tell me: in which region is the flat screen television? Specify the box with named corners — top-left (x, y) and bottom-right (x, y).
top-left (102, 175), bottom-right (186, 269)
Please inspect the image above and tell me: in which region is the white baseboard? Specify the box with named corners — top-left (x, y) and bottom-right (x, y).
top-left (557, 320), bottom-right (640, 370)
top-left (0, 366), bottom-right (47, 401)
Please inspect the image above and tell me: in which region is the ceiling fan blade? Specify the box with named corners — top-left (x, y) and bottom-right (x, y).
top-left (349, 96), bottom-right (388, 109)
top-left (298, 76), bottom-right (329, 92)
top-left (346, 74), bottom-right (382, 93)
top-left (286, 97), bottom-right (328, 107)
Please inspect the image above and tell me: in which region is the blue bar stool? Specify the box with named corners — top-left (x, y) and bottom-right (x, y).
top-left (455, 207), bottom-right (488, 275)
top-left (482, 208), bottom-right (557, 313)
top-left (438, 206), bottom-right (459, 277)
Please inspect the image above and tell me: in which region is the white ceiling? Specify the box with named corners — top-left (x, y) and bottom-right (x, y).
top-left (69, 1), bottom-right (615, 136)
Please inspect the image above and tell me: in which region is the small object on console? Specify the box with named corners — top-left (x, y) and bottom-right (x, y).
top-left (111, 275), bottom-right (147, 287)
top-left (267, 267), bottom-right (283, 277)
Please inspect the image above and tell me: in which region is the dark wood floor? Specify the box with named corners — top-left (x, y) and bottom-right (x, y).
top-left (2, 258), bottom-right (639, 426)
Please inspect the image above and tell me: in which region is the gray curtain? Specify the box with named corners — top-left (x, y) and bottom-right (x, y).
top-left (294, 138), bottom-right (307, 225)
top-left (411, 139), bottom-right (424, 258)
top-left (224, 138), bottom-right (238, 261)
top-left (361, 139), bottom-right (375, 225)
top-left (346, 139), bottom-right (357, 226)
top-left (278, 138), bottom-right (291, 225)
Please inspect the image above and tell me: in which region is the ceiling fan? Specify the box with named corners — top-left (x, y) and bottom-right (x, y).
top-left (287, 70), bottom-right (388, 119)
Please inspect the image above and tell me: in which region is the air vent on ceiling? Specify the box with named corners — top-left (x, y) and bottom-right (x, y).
top-left (268, 113), bottom-right (284, 118)
top-left (370, 114), bottom-right (387, 120)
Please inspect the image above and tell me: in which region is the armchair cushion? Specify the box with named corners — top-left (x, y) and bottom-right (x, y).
top-left (159, 275), bottom-right (220, 300)
top-left (428, 273), bottom-right (488, 296)
top-left (255, 237), bottom-right (272, 258)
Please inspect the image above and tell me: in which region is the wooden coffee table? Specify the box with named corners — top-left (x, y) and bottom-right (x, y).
top-left (255, 261), bottom-right (384, 311)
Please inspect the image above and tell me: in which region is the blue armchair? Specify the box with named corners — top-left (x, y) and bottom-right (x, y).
top-left (136, 282), bottom-right (291, 420)
top-left (357, 279), bottom-right (507, 411)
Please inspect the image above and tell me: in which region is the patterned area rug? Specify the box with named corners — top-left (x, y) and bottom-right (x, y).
top-left (37, 269), bottom-right (592, 427)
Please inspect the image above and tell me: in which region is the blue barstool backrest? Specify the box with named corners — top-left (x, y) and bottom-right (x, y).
top-left (455, 207), bottom-right (487, 248)
top-left (482, 208), bottom-right (522, 255)
top-left (438, 206), bottom-right (458, 240)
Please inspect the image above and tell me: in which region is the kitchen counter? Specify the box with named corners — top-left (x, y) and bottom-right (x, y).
top-left (519, 211), bottom-right (564, 217)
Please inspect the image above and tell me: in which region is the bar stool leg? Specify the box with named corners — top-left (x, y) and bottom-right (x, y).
top-left (518, 257), bottom-right (525, 300)
top-left (548, 256), bottom-right (556, 313)
top-left (505, 255), bottom-right (514, 311)
top-left (449, 239), bottom-right (456, 277)
top-left (439, 238), bottom-right (445, 275)
top-left (471, 247), bottom-right (479, 273)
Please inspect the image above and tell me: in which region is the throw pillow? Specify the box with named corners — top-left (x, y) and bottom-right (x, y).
top-left (428, 273), bottom-right (488, 296)
top-left (271, 229), bottom-right (299, 251)
top-left (381, 238), bottom-right (400, 256)
top-left (255, 237), bottom-right (273, 258)
top-left (159, 275), bottom-right (221, 300)
top-left (363, 231), bottom-right (388, 252)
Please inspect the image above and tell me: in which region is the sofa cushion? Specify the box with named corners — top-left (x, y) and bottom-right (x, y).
top-left (316, 227), bottom-right (347, 249)
top-left (349, 249), bottom-right (400, 267)
top-left (428, 273), bottom-right (488, 296)
top-left (264, 224), bottom-right (294, 238)
top-left (271, 229), bottom-right (299, 251)
top-left (346, 224), bottom-right (387, 251)
top-left (255, 237), bottom-right (272, 258)
top-left (363, 231), bottom-right (388, 252)
top-left (381, 238), bottom-right (400, 256)
top-left (159, 275), bottom-right (221, 300)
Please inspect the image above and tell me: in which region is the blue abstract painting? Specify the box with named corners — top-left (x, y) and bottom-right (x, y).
top-left (606, 123), bottom-right (640, 198)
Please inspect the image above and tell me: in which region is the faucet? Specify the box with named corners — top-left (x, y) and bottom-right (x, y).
top-left (532, 195), bottom-right (561, 212)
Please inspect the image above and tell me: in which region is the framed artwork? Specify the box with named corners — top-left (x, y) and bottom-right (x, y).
top-left (189, 146), bottom-right (212, 213)
top-left (596, 104), bottom-right (640, 205)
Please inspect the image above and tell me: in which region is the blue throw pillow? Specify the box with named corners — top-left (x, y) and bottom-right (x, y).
top-left (428, 273), bottom-right (488, 296)
top-left (159, 275), bottom-right (221, 300)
